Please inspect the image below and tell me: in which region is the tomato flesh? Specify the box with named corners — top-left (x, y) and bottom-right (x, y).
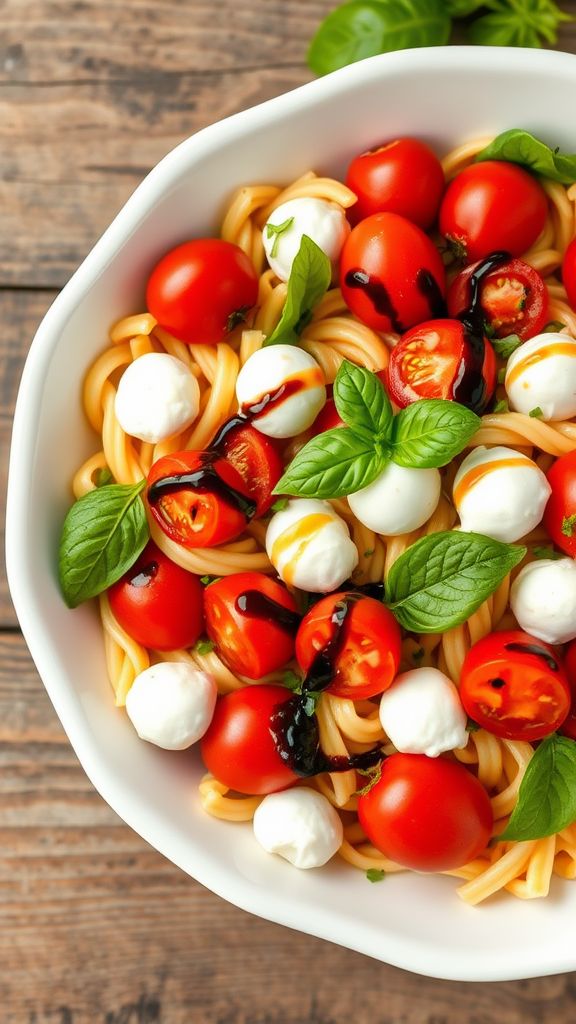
top-left (219, 422), bottom-right (283, 517)
top-left (204, 572), bottom-right (299, 679)
top-left (561, 641), bottom-right (576, 741)
top-left (345, 137), bottom-right (445, 229)
top-left (562, 237), bottom-right (576, 312)
top-left (447, 258), bottom-right (549, 341)
top-left (358, 754), bottom-right (493, 871)
top-left (309, 398), bottom-right (345, 437)
top-left (544, 450), bottom-right (576, 558)
top-left (459, 630), bottom-right (571, 741)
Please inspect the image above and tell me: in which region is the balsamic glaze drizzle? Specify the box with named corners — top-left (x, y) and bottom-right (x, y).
top-left (344, 269), bottom-right (406, 333)
top-left (453, 251), bottom-right (511, 413)
top-left (147, 462), bottom-right (257, 519)
top-left (505, 642), bottom-right (559, 673)
top-left (235, 590), bottom-right (300, 633)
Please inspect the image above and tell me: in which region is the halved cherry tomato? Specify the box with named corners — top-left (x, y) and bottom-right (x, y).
top-left (340, 212), bottom-right (446, 334)
top-left (386, 318), bottom-right (496, 412)
top-left (200, 684), bottom-right (299, 795)
top-left (147, 450), bottom-right (255, 549)
top-left (439, 161), bottom-right (547, 263)
top-left (358, 754), bottom-right (493, 871)
top-left (108, 541), bottom-right (204, 650)
top-left (146, 239), bottom-right (259, 345)
top-left (204, 572), bottom-right (299, 679)
top-left (218, 422), bottom-right (283, 517)
top-left (448, 258), bottom-right (549, 341)
top-left (562, 237), bottom-right (576, 313)
top-left (544, 450), bottom-right (576, 558)
top-left (459, 629), bottom-right (571, 741)
top-left (295, 591), bottom-right (401, 700)
top-left (561, 641), bottom-right (576, 740)
top-left (309, 398), bottom-right (345, 437)
top-left (345, 137), bottom-right (445, 229)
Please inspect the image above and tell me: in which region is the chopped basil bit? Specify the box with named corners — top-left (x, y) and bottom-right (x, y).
top-left (366, 868), bottom-right (386, 883)
top-left (493, 399), bottom-right (509, 414)
top-left (529, 406), bottom-right (544, 419)
top-left (282, 670), bottom-right (303, 692)
top-left (561, 515), bottom-right (576, 538)
top-left (194, 638), bottom-right (215, 656)
top-left (532, 546), bottom-right (562, 561)
top-left (466, 717), bottom-right (481, 733)
top-left (544, 320), bottom-right (566, 333)
top-left (492, 335), bottom-right (522, 359)
top-left (270, 498), bottom-right (289, 513)
top-left (266, 216), bottom-right (294, 258)
top-left (497, 367), bottom-right (507, 385)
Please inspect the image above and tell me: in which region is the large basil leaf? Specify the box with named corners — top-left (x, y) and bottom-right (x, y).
top-left (264, 235), bottom-right (331, 347)
top-left (333, 360), bottom-right (393, 442)
top-left (274, 427), bottom-right (387, 499)
top-left (499, 734), bottom-right (576, 841)
top-left (476, 128), bottom-right (576, 185)
top-left (391, 399), bottom-right (480, 469)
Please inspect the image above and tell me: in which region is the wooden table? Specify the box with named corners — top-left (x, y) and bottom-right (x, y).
top-left (3, 3), bottom-right (576, 1019)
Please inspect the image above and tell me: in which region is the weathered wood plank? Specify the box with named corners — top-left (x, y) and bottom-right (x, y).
top-left (1, 631), bottom-right (576, 1023)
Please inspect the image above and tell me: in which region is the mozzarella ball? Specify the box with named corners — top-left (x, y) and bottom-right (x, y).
top-left (262, 197), bottom-right (350, 282)
top-left (235, 345), bottom-right (326, 438)
top-left (505, 333), bottom-right (576, 421)
top-left (379, 667), bottom-right (468, 758)
top-left (347, 461), bottom-right (441, 535)
top-left (453, 446), bottom-right (551, 544)
top-left (253, 787), bottom-right (343, 869)
top-left (114, 352), bottom-right (200, 443)
top-left (125, 662), bottom-right (217, 750)
top-left (510, 558), bottom-right (576, 644)
top-left (266, 498), bottom-right (358, 592)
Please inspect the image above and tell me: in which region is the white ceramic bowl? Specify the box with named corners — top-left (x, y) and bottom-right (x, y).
top-left (7, 47), bottom-right (576, 982)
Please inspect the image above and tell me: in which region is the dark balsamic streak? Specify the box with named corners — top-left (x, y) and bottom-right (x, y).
top-left (235, 590), bottom-right (300, 633)
top-left (147, 463), bottom-right (256, 519)
top-left (344, 269), bottom-right (405, 333)
top-left (505, 642), bottom-right (559, 672)
top-left (416, 268), bottom-right (446, 319)
top-left (454, 250), bottom-right (511, 413)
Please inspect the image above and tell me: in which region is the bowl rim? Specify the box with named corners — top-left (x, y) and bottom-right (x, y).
top-left (7, 45), bottom-right (576, 982)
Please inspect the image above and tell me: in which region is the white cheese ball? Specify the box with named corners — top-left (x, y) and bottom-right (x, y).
top-left (379, 667), bottom-right (468, 757)
top-left (510, 558), bottom-right (576, 644)
top-left (114, 352), bottom-right (200, 443)
top-left (505, 333), bottom-right (576, 421)
top-left (453, 446), bottom-right (551, 544)
top-left (262, 197), bottom-right (350, 282)
top-left (347, 461), bottom-right (441, 535)
top-left (125, 662), bottom-right (217, 750)
top-left (253, 787), bottom-right (343, 869)
top-left (266, 498), bottom-right (358, 592)
top-left (235, 345), bottom-right (326, 438)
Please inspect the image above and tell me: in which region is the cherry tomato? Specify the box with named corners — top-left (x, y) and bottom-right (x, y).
top-left (147, 450), bottom-right (255, 549)
top-left (108, 541), bottom-right (204, 650)
top-left (295, 592), bottom-right (401, 700)
top-left (204, 572), bottom-right (299, 679)
top-left (544, 450), bottom-right (576, 558)
top-left (146, 239), bottom-right (259, 345)
top-left (447, 258), bottom-right (549, 341)
top-left (459, 630), bottom-right (571, 742)
top-left (439, 162), bottom-right (548, 263)
top-left (218, 422), bottom-right (283, 517)
top-left (340, 212), bottom-right (446, 335)
top-left (386, 318), bottom-right (496, 413)
top-left (358, 754), bottom-right (493, 871)
top-left (200, 684), bottom-right (298, 795)
top-left (309, 398), bottom-right (345, 437)
top-left (345, 137), bottom-right (445, 229)
top-left (562, 237), bottom-right (576, 312)
top-left (561, 641), bottom-right (576, 740)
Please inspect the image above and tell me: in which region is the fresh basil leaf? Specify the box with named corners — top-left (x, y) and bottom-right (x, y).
top-left (282, 670), bottom-right (304, 692)
top-left (561, 514), bottom-right (576, 538)
top-left (333, 359), bottom-right (393, 442)
top-left (544, 320), bottom-right (566, 333)
top-left (266, 216), bottom-right (294, 259)
top-left (493, 399), bottom-right (509, 414)
top-left (446, 0), bottom-right (484, 13)
top-left (497, 368), bottom-right (507, 385)
top-left (391, 399), bottom-right (480, 469)
top-left (274, 427), bottom-right (386, 499)
top-left (467, 12), bottom-right (544, 47)
top-left (264, 235), bottom-right (331, 347)
top-left (476, 128), bottom-right (576, 185)
top-left (270, 497), bottom-right (289, 513)
top-left (532, 546), bottom-right (562, 560)
top-left (59, 480), bottom-right (149, 608)
top-left (529, 406), bottom-right (544, 419)
top-left (499, 734), bottom-right (576, 841)
top-left (385, 531), bottom-right (526, 633)
top-left (366, 868), bottom-right (386, 883)
top-left (95, 466), bottom-right (113, 487)
top-left (492, 334), bottom-right (522, 359)
top-left (307, 0), bottom-right (451, 76)
top-left (194, 638), bottom-right (216, 656)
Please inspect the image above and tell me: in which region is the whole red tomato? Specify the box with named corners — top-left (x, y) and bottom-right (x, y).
top-left (204, 572), bottom-right (299, 679)
top-left (447, 258), bottom-right (549, 341)
top-left (147, 450), bottom-right (255, 549)
top-left (146, 239), bottom-right (258, 345)
top-left (108, 541), bottom-right (204, 650)
top-left (200, 685), bottom-right (299, 795)
top-left (439, 162), bottom-right (548, 263)
top-left (358, 754), bottom-right (493, 871)
top-left (544, 450), bottom-right (576, 558)
top-left (562, 237), bottom-right (576, 313)
top-left (345, 137), bottom-right (445, 229)
top-left (295, 591), bottom-right (401, 700)
top-left (561, 641), bottom-right (576, 740)
top-left (340, 212), bottom-right (446, 334)
top-left (459, 630), bottom-right (571, 741)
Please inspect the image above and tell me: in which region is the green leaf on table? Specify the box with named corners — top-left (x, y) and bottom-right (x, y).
top-left (476, 127), bottom-right (576, 185)
top-left (333, 360), bottom-right (393, 442)
top-left (274, 427), bottom-right (387, 499)
top-left (499, 734), bottom-right (576, 841)
top-left (264, 235), bottom-right (331, 346)
top-left (391, 399), bottom-right (480, 469)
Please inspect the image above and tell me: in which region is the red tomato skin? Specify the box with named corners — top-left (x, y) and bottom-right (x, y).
top-left (447, 258), bottom-right (549, 341)
top-left (562, 238), bottom-right (576, 312)
top-left (345, 138), bottom-right (445, 229)
top-left (147, 451), bottom-right (253, 549)
top-left (340, 213), bottom-right (446, 334)
top-left (146, 239), bottom-right (259, 345)
top-left (544, 450), bottom-right (576, 558)
top-left (309, 398), bottom-right (345, 437)
top-left (219, 423), bottom-right (283, 517)
top-left (295, 592), bottom-right (402, 700)
top-left (561, 641), bottom-right (576, 740)
top-left (358, 754), bottom-right (493, 871)
top-left (108, 541), bottom-right (204, 650)
top-left (439, 162), bottom-right (548, 263)
top-left (200, 685), bottom-right (299, 795)
top-left (387, 318), bottom-right (496, 412)
top-left (460, 630), bottom-right (571, 742)
top-left (203, 572), bottom-right (298, 679)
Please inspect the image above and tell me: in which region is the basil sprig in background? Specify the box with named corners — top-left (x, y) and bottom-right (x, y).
top-left (275, 360), bottom-right (480, 499)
